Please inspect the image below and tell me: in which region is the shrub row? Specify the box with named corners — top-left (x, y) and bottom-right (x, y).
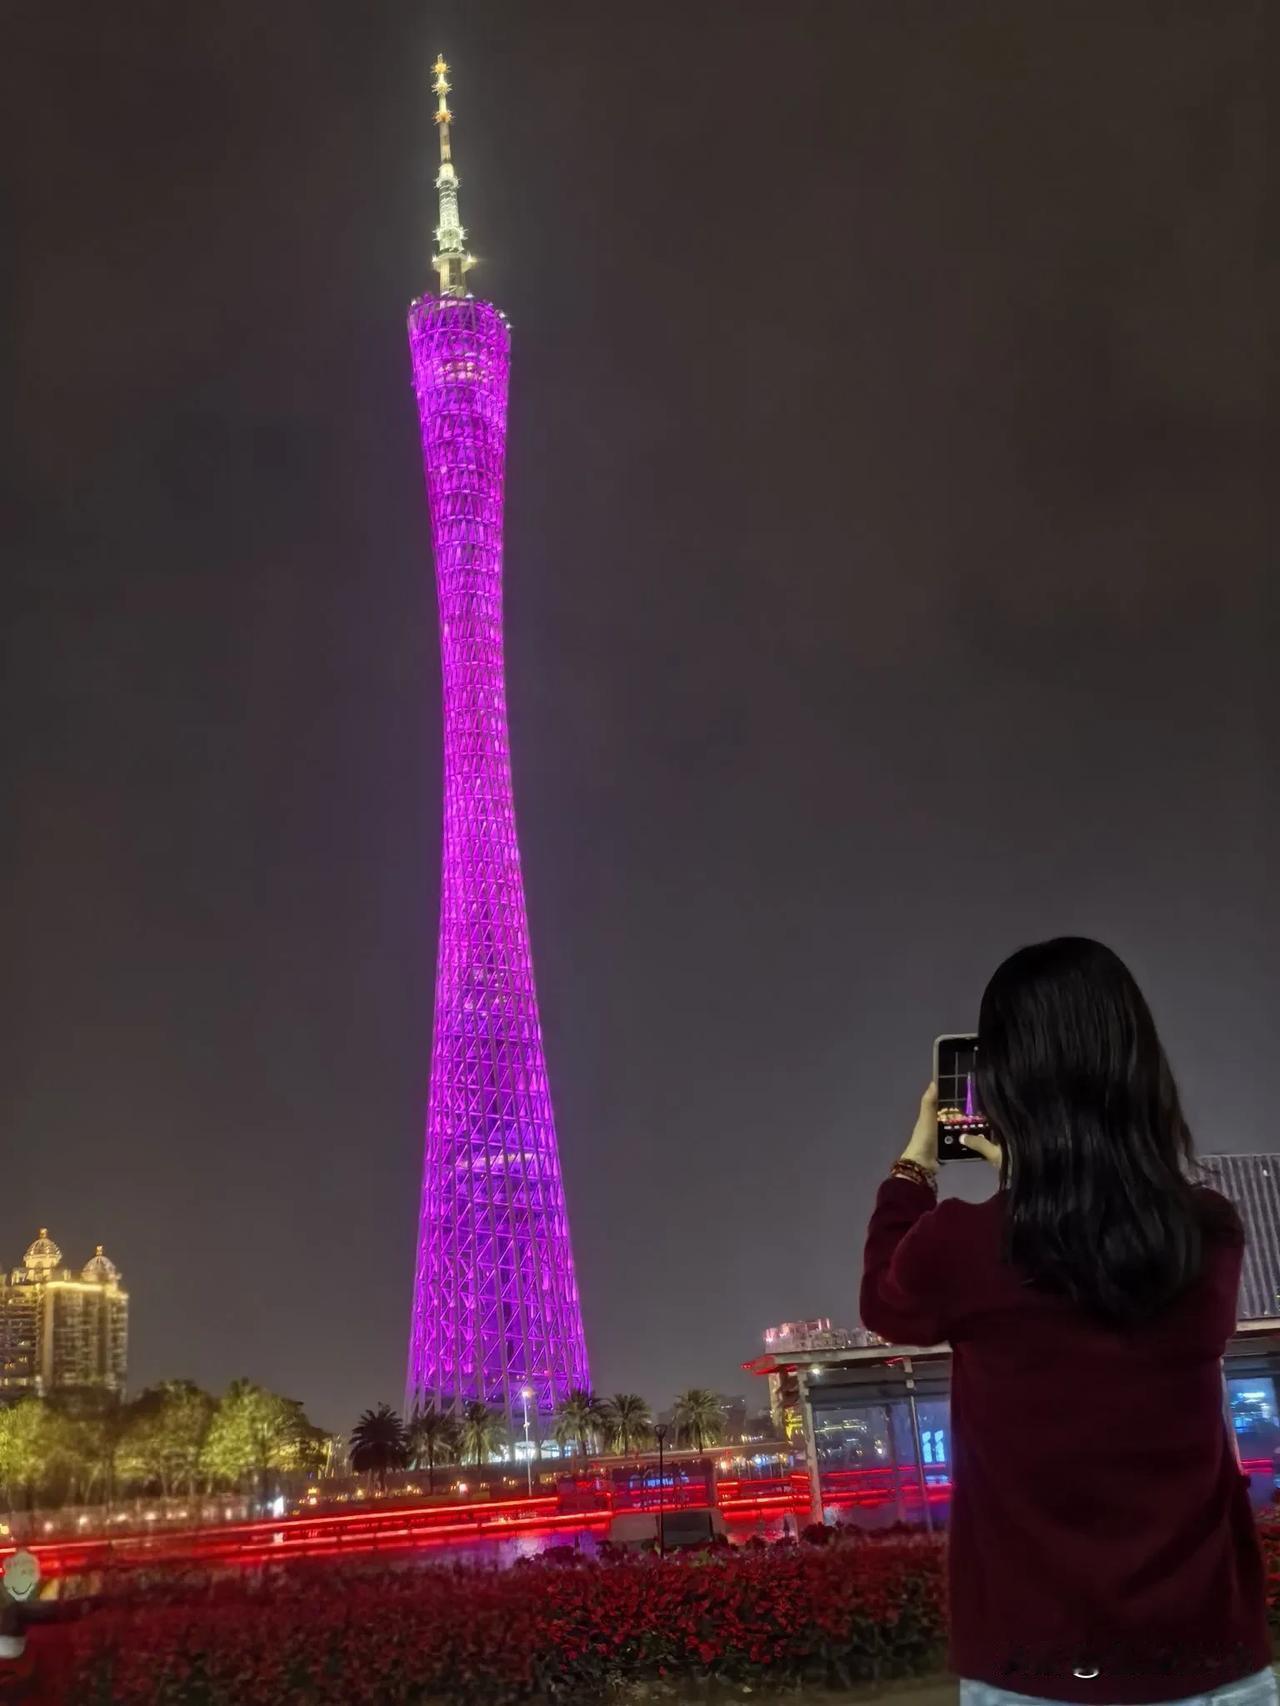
top-left (31, 1512), bottom-right (1280, 1704)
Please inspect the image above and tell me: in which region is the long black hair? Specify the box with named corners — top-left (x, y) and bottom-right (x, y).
top-left (975, 937), bottom-right (1238, 1330)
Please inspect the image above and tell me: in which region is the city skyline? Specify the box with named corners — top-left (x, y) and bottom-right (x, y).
top-left (2, 2), bottom-right (1270, 1433)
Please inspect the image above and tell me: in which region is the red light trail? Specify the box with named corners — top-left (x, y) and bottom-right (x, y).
top-left (0, 1467), bottom-right (970, 1578)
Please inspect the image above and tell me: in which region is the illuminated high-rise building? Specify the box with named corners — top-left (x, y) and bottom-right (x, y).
top-left (0, 1230), bottom-right (128, 1395)
top-left (405, 58), bottom-right (590, 1429)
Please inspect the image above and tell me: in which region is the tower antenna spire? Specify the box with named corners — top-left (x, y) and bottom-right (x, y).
top-left (431, 55), bottom-right (473, 297)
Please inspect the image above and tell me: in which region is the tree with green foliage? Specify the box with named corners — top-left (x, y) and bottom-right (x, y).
top-left (672, 1385), bottom-right (723, 1453)
top-left (28, 1403), bottom-right (81, 1506)
top-left (404, 1404), bottom-right (460, 1492)
top-left (47, 1390), bottom-right (132, 1509)
top-left (201, 1379), bottom-right (319, 1499)
top-left (121, 1381), bottom-right (216, 1499)
top-left (348, 1404), bottom-right (407, 1491)
top-left (552, 1388), bottom-right (608, 1459)
top-left (603, 1393), bottom-right (652, 1456)
top-left (0, 1390), bottom-right (135, 1511)
top-left (458, 1401), bottom-right (500, 1467)
top-left (287, 1418), bottom-right (330, 1478)
top-left (673, 1388), bottom-right (723, 1452)
top-left (0, 1398), bottom-right (51, 1512)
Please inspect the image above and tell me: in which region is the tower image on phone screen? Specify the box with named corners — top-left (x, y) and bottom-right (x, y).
top-left (934, 1034), bottom-right (991, 1160)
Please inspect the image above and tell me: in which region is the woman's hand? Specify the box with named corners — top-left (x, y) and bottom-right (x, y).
top-left (899, 1084), bottom-right (939, 1175)
top-left (960, 1128), bottom-right (1004, 1172)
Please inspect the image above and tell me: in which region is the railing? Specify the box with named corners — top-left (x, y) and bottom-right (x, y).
top-left (0, 1493), bottom-right (600, 1579)
top-left (31, 1451), bottom-right (1242, 1577)
top-left (0, 1467), bottom-right (956, 1578)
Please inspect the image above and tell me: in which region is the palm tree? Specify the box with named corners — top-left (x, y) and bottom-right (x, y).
top-left (405, 1404), bottom-right (460, 1492)
top-left (459, 1401), bottom-right (499, 1467)
top-left (348, 1404), bottom-right (407, 1492)
top-left (552, 1388), bottom-right (607, 1459)
top-left (673, 1389), bottom-right (723, 1452)
top-left (604, 1393), bottom-right (652, 1457)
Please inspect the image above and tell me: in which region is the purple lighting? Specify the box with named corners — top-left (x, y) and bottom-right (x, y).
top-left (404, 154), bottom-right (590, 1422)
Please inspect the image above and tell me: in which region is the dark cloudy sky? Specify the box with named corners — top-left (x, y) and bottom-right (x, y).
top-left (2, 2), bottom-right (1273, 1434)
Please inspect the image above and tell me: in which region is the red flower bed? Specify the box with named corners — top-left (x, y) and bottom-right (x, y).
top-left (37, 1536), bottom-right (946, 1704)
top-left (24, 1513), bottom-right (1280, 1705)
top-left (1259, 1514), bottom-right (1280, 1625)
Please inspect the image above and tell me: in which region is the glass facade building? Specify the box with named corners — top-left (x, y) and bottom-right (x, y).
top-left (757, 1164), bottom-right (1280, 1527)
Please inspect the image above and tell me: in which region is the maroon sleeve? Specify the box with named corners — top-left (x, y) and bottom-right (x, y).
top-left (1193, 1186), bottom-right (1248, 1339)
top-left (1217, 1235), bottom-right (1246, 1342)
top-left (859, 1175), bottom-right (956, 1347)
top-left (1192, 1182), bottom-right (1244, 1239)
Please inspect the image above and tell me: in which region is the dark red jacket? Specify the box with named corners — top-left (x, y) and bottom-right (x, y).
top-left (860, 1175), bottom-right (1271, 1702)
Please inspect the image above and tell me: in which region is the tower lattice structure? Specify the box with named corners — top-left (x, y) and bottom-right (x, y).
top-left (406, 58), bottom-right (590, 1425)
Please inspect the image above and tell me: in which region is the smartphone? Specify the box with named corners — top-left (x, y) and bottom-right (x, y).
top-left (933, 1033), bottom-right (989, 1162)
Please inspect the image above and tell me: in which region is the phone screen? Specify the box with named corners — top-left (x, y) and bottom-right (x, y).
top-left (935, 1034), bottom-right (990, 1162)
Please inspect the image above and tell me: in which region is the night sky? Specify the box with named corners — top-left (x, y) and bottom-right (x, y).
top-left (2, 2), bottom-right (1272, 1435)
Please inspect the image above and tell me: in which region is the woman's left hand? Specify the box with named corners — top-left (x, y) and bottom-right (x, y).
top-left (899, 1083), bottom-right (939, 1175)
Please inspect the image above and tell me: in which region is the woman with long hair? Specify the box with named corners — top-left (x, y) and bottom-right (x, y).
top-left (861, 937), bottom-right (1272, 1706)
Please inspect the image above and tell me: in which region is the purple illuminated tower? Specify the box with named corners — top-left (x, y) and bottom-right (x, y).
top-left (405, 57), bottom-right (590, 1428)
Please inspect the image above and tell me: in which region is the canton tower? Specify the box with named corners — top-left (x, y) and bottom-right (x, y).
top-left (405, 57), bottom-right (590, 1429)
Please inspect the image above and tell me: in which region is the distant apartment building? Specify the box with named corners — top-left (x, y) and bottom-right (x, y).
top-left (1200, 1154), bottom-right (1280, 1320)
top-left (0, 1230), bottom-right (128, 1395)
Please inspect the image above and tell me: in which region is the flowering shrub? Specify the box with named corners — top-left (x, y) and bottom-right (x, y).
top-left (28, 1512), bottom-right (1280, 1704)
top-left (1257, 1513), bottom-right (1280, 1631)
top-left (37, 1536), bottom-right (947, 1704)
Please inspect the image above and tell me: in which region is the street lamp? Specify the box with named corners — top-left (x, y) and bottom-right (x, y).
top-left (521, 1388), bottom-right (534, 1497)
top-left (653, 1423), bottom-right (668, 1558)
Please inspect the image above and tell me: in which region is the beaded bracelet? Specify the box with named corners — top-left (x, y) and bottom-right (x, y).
top-left (890, 1158), bottom-right (938, 1194)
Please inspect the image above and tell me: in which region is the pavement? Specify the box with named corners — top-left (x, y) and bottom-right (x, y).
top-left (747, 1661), bottom-right (1280, 1704)
top-left (606, 1656), bottom-right (1280, 1704)
top-left (432, 1661), bottom-right (1280, 1704)
top-left (778, 1674), bottom-right (962, 1704)
top-left (619, 1673), bottom-right (964, 1704)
